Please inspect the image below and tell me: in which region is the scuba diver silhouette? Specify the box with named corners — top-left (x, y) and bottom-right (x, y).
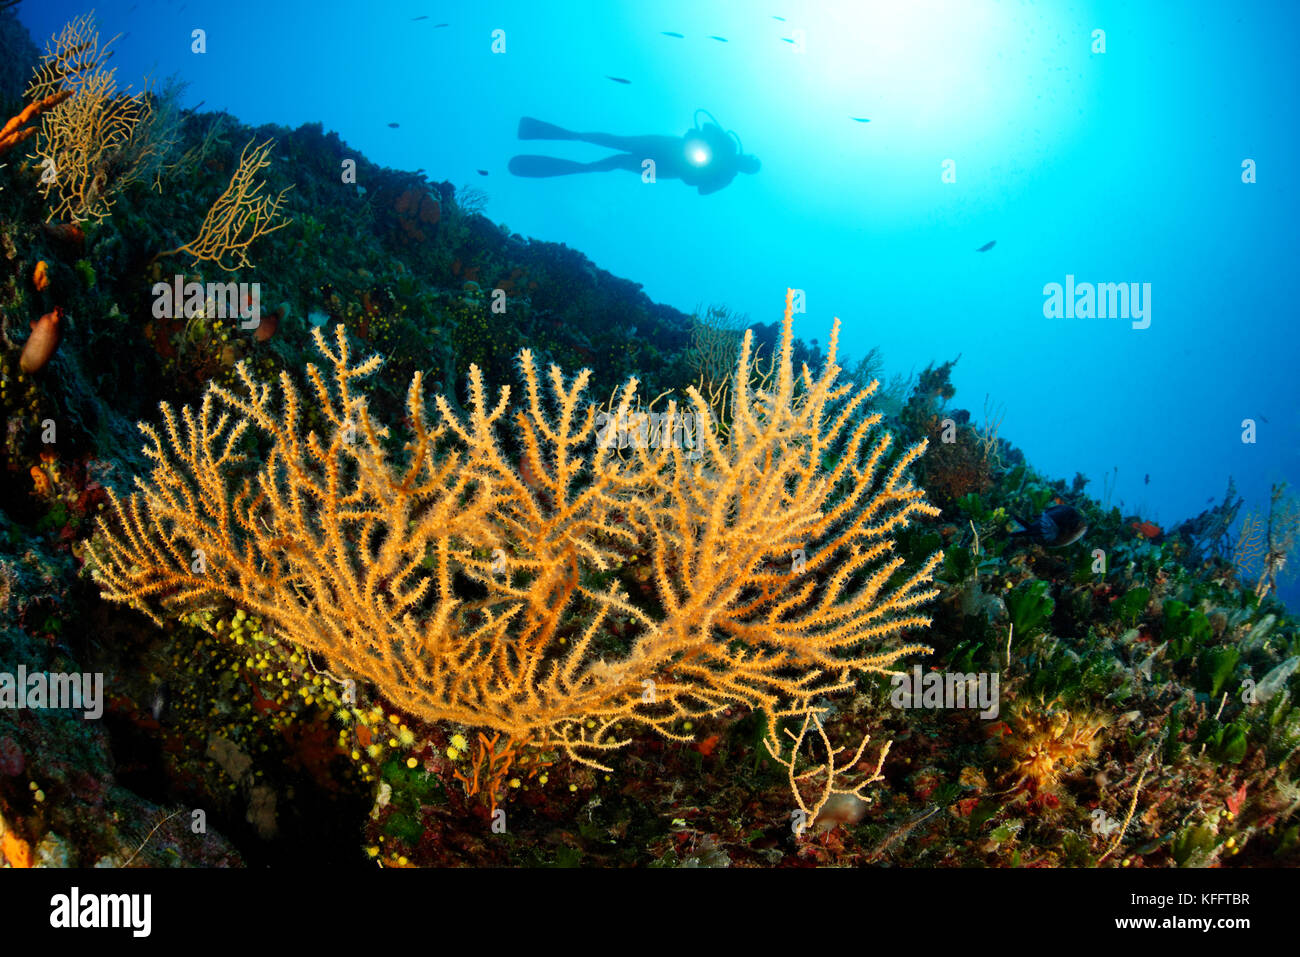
top-left (508, 110), bottom-right (760, 195)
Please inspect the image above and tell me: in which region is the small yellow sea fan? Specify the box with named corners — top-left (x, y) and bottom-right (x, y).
top-left (1002, 699), bottom-right (1106, 794)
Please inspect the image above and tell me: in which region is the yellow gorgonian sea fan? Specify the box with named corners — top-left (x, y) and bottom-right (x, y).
top-left (89, 289), bottom-right (942, 767)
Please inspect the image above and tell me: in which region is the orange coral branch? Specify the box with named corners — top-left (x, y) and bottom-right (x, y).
top-left (154, 136), bottom-right (293, 271)
top-left (0, 89), bottom-right (72, 155)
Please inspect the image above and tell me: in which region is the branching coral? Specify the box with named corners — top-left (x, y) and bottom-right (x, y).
top-left (765, 710), bottom-right (890, 835)
top-left (1253, 483), bottom-right (1299, 599)
top-left (0, 90), bottom-right (72, 155)
top-left (89, 289), bottom-right (941, 778)
top-left (156, 136), bottom-right (293, 271)
top-left (1232, 510), bottom-right (1266, 583)
top-left (688, 303), bottom-right (776, 436)
top-left (26, 12), bottom-right (173, 223)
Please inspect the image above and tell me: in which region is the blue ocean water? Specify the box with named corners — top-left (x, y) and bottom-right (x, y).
top-left (19, 0), bottom-right (1299, 606)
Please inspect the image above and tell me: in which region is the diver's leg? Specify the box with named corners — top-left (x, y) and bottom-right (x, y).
top-left (518, 117), bottom-right (578, 140)
top-left (509, 153), bottom-right (644, 177)
top-left (509, 155), bottom-right (591, 176)
top-left (584, 153), bottom-right (643, 173)
top-left (574, 132), bottom-right (679, 153)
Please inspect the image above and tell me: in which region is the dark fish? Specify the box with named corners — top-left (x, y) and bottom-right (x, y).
top-left (1010, 505), bottom-right (1088, 548)
top-left (661, 31), bottom-right (684, 38)
top-left (412, 15), bottom-right (428, 20)
top-left (1260, 414), bottom-right (1270, 423)
top-left (851, 117), bottom-right (871, 123)
top-left (709, 35), bottom-right (729, 42)
top-left (975, 240), bottom-right (996, 252)
top-left (477, 169), bottom-right (489, 176)
top-left (434, 23), bottom-right (449, 28)
top-left (388, 122), bottom-right (400, 128)
top-left (606, 75), bottom-right (632, 84)
top-left (1207, 496), bottom-right (1216, 504)
top-left (1144, 474), bottom-right (1150, 485)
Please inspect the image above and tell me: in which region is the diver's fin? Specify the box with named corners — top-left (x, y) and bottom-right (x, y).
top-left (508, 154), bottom-right (591, 177)
top-left (517, 117), bottom-right (575, 140)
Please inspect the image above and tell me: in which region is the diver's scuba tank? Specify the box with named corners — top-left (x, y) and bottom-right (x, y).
top-left (692, 109), bottom-right (744, 156)
top-left (687, 109), bottom-right (742, 170)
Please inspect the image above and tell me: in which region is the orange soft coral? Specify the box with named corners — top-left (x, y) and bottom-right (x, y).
top-left (1002, 699), bottom-right (1106, 794)
top-left (1131, 520), bottom-right (1162, 540)
top-left (1, 828), bottom-right (33, 868)
top-left (0, 89), bottom-right (73, 155)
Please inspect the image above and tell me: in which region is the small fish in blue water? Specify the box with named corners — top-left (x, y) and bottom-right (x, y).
top-left (662, 31), bottom-right (684, 38)
top-left (477, 169), bottom-right (489, 176)
top-left (708, 35), bottom-right (728, 42)
top-left (976, 240), bottom-right (996, 252)
top-left (387, 122), bottom-right (400, 128)
top-left (1206, 496), bottom-right (1216, 504)
top-left (1144, 473), bottom-right (1150, 485)
top-left (851, 117), bottom-right (871, 123)
top-left (434, 23), bottom-right (449, 28)
top-left (1010, 505), bottom-right (1088, 548)
top-left (412, 14), bottom-right (428, 20)
top-left (606, 76), bottom-right (632, 84)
